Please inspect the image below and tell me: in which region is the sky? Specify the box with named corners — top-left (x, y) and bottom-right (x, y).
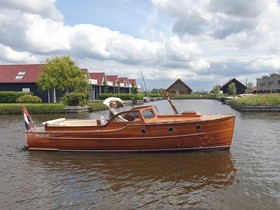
top-left (1, 0), bottom-right (280, 92)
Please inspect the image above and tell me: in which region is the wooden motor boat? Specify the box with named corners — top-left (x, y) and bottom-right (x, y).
top-left (23, 97), bottom-right (235, 152)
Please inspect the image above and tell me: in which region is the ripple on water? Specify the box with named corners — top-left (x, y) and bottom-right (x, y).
top-left (1, 101), bottom-right (280, 209)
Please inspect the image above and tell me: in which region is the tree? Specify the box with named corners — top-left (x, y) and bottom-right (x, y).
top-left (103, 77), bottom-right (109, 93)
top-left (211, 84), bottom-right (220, 97)
top-left (228, 82), bottom-right (237, 96)
top-left (37, 56), bottom-right (90, 103)
top-left (151, 88), bottom-right (160, 94)
top-left (116, 79), bottom-right (120, 94)
top-left (247, 82), bottom-right (254, 93)
top-left (131, 82), bottom-right (135, 94)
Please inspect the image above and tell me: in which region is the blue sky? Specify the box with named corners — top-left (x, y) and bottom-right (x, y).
top-left (1, 0), bottom-right (280, 91)
top-left (56, 0), bottom-right (156, 37)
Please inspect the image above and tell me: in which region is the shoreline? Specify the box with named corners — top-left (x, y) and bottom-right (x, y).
top-left (230, 103), bottom-right (280, 112)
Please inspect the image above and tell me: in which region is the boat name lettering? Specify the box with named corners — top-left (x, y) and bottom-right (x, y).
top-left (35, 134), bottom-right (49, 138)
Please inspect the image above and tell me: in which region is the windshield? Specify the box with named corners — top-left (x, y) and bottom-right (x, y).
top-left (113, 111), bottom-right (141, 122)
top-left (142, 109), bottom-right (155, 120)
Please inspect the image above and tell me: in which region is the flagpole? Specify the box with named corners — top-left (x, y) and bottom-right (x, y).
top-left (162, 90), bottom-right (179, 114)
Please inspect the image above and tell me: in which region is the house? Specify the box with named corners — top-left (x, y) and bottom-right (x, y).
top-left (0, 64), bottom-right (139, 102)
top-left (166, 79), bottom-right (192, 95)
top-left (88, 73), bottom-right (138, 98)
top-left (88, 72), bottom-right (106, 99)
top-left (220, 78), bottom-right (247, 95)
top-left (118, 77), bottom-right (130, 93)
top-left (256, 72), bottom-right (280, 93)
top-left (106, 75), bottom-right (119, 93)
top-left (0, 64), bottom-right (51, 102)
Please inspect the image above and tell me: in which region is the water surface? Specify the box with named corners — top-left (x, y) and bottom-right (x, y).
top-left (0, 99), bottom-right (279, 209)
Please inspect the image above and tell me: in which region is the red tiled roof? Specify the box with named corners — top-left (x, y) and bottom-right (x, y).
top-left (128, 79), bottom-right (136, 85)
top-left (89, 72), bottom-right (105, 86)
top-left (0, 65), bottom-right (138, 89)
top-left (0, 64), bottom-right (42, 83)
top-left (118, 77), bottom-right (128, 82)
top-left (106, 75), bottom-right (118, 86)
top-left (118, 77), bottom-right (128, 87)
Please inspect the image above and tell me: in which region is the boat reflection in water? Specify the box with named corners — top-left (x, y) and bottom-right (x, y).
top-left (26, 151), bottom-right (236, 208)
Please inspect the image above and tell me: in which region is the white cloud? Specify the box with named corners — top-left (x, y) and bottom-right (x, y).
top-left (25, 14), bottom-right (70, 53)
top-left (1, 0), bottom-right (280, 91)
top-left (68, 24), bottom-right (207, 70)
top-left (0, 44), bottom-right (38, 63)
top-left (0, 0), bottom-right (63, 20)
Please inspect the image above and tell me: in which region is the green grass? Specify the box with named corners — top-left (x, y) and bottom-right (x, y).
top-left (0, 101), bottom-right (108, 114)
top-left (231, 94), bottom-right (280, 106)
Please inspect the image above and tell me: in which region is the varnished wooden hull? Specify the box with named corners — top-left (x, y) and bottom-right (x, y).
top-left (26, 115), bottom-right (235, 152)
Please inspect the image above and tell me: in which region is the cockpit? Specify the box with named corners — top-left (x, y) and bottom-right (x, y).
top-left (111, 105), bottom-right (158, 123)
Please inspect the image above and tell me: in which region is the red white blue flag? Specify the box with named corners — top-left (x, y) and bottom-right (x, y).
top-left (22, 105), bottom-right (32, 131)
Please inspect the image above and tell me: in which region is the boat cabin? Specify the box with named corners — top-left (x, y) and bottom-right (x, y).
top-left (107, 105), bottom-right (159, 124)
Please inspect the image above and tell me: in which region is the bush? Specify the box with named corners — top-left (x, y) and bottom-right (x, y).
top-left (134, 93), bottom-right (144, 100)
top-left (62, 92), bottom-right (89, 106)
top-left (0, 91), bottom-right (33, 103)
top-left (88, 101), bottom-right (107, 112)
top-left (16, 94), bottom-right (42, 103)
top-left (148, 93), bottom-right (162, 98)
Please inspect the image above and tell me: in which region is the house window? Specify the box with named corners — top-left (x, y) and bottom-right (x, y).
top-left (15, 71), bottom-right (26, 80)
top-left (278, 80), bottom-right (280, 85)
top-left (18, 72), bottom-right (26, 76)
top-left (22, 88), bottom-right (30, 92)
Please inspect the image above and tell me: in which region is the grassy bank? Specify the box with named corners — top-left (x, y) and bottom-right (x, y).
top-left (170, 94), bottom-right (219, 100)
top-left (231, 94), bottom-right (280, 106)
top-left (0, 100), bottom-right (108, 114)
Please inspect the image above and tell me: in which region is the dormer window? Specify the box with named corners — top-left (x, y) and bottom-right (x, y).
top-left (15, 71), bottom-right (26, 80)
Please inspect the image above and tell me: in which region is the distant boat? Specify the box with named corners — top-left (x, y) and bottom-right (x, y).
top-left (23, 97), bottom-right (235, 152)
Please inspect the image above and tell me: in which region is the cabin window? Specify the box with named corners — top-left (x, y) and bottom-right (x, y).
top-left (124, 111), bottom-right (141, 122)
top-left (114, 111), bottom-right (141, 122)
top-left (142, 109), bottom-right (155, 120)
top-left (168, 127), bottom-right (174, 132)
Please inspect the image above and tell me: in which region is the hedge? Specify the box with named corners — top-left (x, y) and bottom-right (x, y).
top-left (0, 104), bottom-right (65, 114)
top-left (99, 93), bottom-right (144, 100)
top-left (0, 91), bottom-right (33, 103)
top-left (88, 101), bottom-right (107, 112)
top-left (62, 92), bottom-right (90, 106)
top-left (0, 102), bottom-right (108, 114)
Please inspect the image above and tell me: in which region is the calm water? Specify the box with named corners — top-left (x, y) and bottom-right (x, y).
top-left (0, 100), bottom-right (280, 210)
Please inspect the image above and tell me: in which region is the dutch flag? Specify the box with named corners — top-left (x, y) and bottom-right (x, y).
top-left (22, 105), bottom-right (32, 131)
